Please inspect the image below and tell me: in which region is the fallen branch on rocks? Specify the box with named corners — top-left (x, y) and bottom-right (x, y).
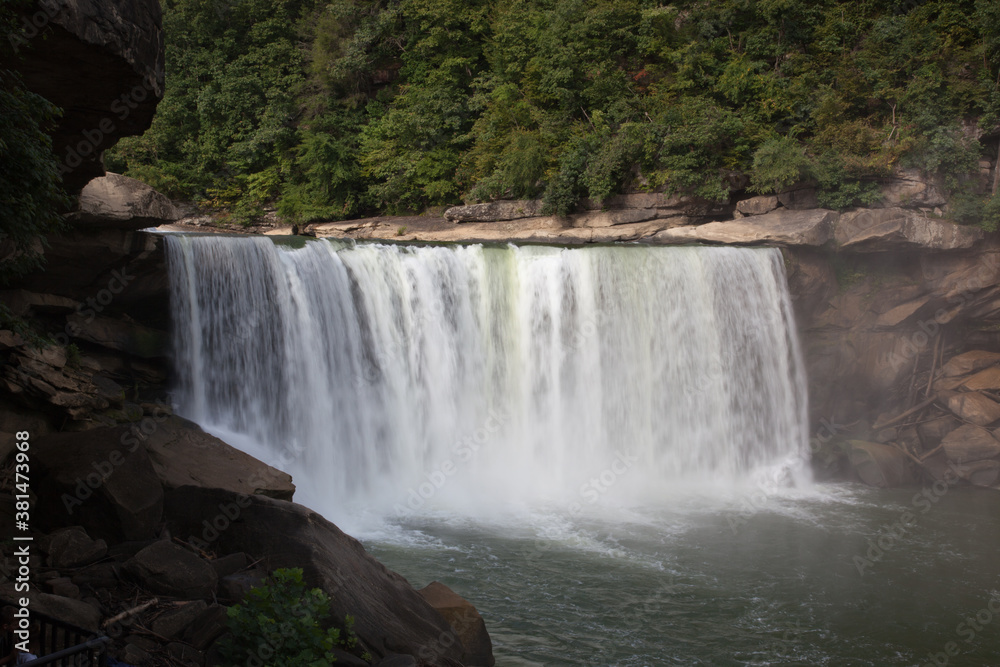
top-left (102, 597), bottom-right (158, 628)
top-left (873, 395), bottom-right (939, 430)
top-left (918, 443), bottom-right (944, 462)
top-left (924, 333), bottom-right (942, 399)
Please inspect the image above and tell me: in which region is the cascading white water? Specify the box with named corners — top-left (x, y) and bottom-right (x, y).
top-left (166, 235), bottom-right (809, 523)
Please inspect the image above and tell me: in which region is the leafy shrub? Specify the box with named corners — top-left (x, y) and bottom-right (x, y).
top-left (219, 568), bottom-right (358, 667)
top-left (749, 136), bottom-right (810, 194)
top-left (0, 70), bottom-right (69, 284)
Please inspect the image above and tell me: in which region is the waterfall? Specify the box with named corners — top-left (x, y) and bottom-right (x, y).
top-left (166, 236), bottom-right (809, 521)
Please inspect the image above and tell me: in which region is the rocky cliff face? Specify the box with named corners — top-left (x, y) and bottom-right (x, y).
top-left (4, 0), bottom-right (165, 192)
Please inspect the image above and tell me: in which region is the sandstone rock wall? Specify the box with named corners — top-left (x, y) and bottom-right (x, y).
top-left (3, 0), bottom-right (165, 192)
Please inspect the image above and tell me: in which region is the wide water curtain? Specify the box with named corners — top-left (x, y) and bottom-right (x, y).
top-left (166, 236), bottom-right (809, 514)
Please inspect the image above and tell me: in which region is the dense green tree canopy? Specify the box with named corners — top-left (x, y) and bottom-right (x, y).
top-left (107, 0), bottom-right (1000, 224)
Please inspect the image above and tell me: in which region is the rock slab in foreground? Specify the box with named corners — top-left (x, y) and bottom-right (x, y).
top-left (419, 582), bottom-right (495, 667)
top-left (650, 208), bottom-right (837, 246)
top-left (164, 486), bottom-right (474, 666)
top-left (142, 416), bottom-right (295, 500)
top-left (124, 540), bottom-right (219, 599)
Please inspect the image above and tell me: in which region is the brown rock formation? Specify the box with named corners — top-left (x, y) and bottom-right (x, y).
top-left (3, 0), bottom-right (165, 192)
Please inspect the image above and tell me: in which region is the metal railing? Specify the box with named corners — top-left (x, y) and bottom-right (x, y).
top-left (1, 599), bottom-right (110, 667)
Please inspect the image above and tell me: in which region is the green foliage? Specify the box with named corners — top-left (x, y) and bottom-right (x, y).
top-left (0, 70), bottom-right (69, 284)
top-left (750, 136), bottom-right (810, 194)
top-left (220, 568), bottom-right (357, 667)
top-left (108, 0), bottom-right (1000, 220)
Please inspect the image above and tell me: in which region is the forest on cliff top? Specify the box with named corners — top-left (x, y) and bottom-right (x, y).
top-left (105, 0), bottom-right (1000, 226)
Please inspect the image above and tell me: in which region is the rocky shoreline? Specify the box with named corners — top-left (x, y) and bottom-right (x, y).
top-left (2, 416), bottom-right (493, 666)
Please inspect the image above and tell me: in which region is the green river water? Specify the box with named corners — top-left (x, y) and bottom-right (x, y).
top-left (363, 484), bottom-right (1000, 666)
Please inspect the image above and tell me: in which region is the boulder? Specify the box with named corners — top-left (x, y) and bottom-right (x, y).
top-left (142, 416), bottom-right (294, 500)
top-left (962, 366), bottom-right (1000, 392)
top-left (0, 586), bottom-right (102, 633)
top-left (444, 200), bottom-right (544, 223)
top-left (878, 169), bottom-right (947, 208)
top-left (182, 604), bottom-right (229, 651)
top-left (45, 577), bottom-right (81, 599)
top-left (735, 195), bottom-right (779, 216)
top-left (835, 208), bottom-right (982, 251)
top-left (946, 392), bottom-right (1000, 426)
top-left (209, 552), bottom-right (248, 578)
top-left (569, 208), bottom-right (657, 228)
top-left (47, 526), bottom-right (108, 568)
top-left (650, 209), bottom-right (837, 246)
top-left (70, 174), bottom-right (180, 229)
top-left (418, 582), bottom-right (495, 667)
top-left (942, 351), bottom-right (1000, 377)
top-left (917, 415), bottom-right (961, 449)
top-left (847, 440), bottom-right (914, 487)
top-left (32, 426), bottom-right (164, 540)
top-left (956, 459), bottom-right (1000, 487)
top-left (151, 600), bottom-right (209, 639)
top-left (777, 187), bottom-right (819, 210)
top-left (163, 486), bottom-right (467, 665)
top-left (123, 541), bottom-right (218, 599)
top-left (218, 572), bottom-right (264, 602)
top-left (580, 192), bottom-right (731, 217)
top-left (121, 643), bottom-right (153, 666)
top-left (72, 563), bottom-right (119, 591)
top-left (941, 424), bottom-right (1000, 463)
top-left (166, 642), bottom-right (204, 666)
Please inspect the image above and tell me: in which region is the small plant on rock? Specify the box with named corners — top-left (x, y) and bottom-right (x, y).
top-left (219, 567), bottom-right (358, 666)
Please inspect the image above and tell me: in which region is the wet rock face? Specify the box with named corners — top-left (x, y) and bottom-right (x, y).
top-left (4, 0), bottom-right (165, 192)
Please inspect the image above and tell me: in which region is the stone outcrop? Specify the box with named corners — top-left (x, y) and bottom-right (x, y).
top-left (3, 0), bottom-right (165, 192)
top-left (445, 200), bottom-right (544, 223)
top-left (834, 208), bottom-right (982, 251)
top-left (418, 582), bottom-right (494, 667)
top-left (68, 173), bottom-right (180, 229)
top-left (123, 541), bottom-right (219, 599)
top-left (0, 227), bottom-right (169, 428)
top-left (163, 486), bottom-right (477, 666)
top-left (877, 168), bottom-right (947, 208)
top-left (142, 416), bottom-right (296, 500)
top-left (29, 416), bottom-right (294, 540)
top-left (649, 208), bottom-right (836, 246)
top-left (735, 195), bottom-right (779, 216)
top-left (941, 425), bottom-right (1000, 464)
